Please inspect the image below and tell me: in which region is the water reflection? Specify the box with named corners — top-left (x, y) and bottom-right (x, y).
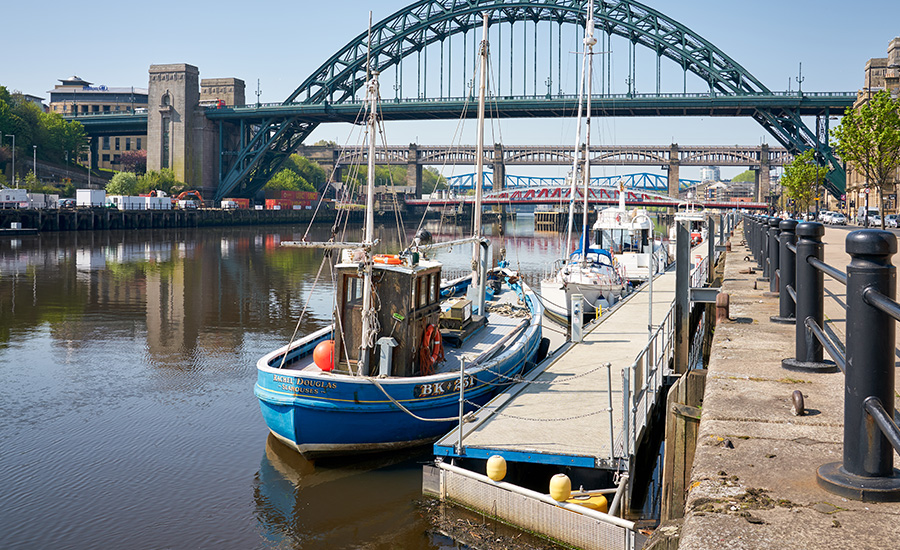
top-left (255, 435), bottom-right (444, 550)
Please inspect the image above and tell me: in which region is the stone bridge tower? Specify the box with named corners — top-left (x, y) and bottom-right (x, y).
top-left (147, 64), bottom-right (244, 199)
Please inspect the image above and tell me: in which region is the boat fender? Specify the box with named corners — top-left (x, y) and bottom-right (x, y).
top-left (420, 324), bottom-right (445, 374)
top-left (374, 254), bottom-right (402, 265)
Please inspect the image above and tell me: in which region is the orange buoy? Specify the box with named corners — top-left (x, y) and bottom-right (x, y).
top-left (374, 254), bottom-right (402, 265)
top-left (314, 340), bottom-right (335, 371)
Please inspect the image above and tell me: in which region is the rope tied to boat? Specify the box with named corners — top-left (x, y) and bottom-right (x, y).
top-left (486, 303), bottom-right (530, 318)
top-left (369, 378), bottom-right (477, 423)
top-left (480, 362), bottom-right (612, 387)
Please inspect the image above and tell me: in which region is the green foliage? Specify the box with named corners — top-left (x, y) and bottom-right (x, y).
top-left (137, 169), bottom-right (181, 195)
top-left (107, 171), bottom-right (139, 196)
top-left (781, 149), bottom-right (823, 212)
top-left (832, 90), bottom-right (900, 214)
top-left (0, 85), bottom-right (87, 168)
top-left (423, 167), bottom-right (448, 194)
top-left (266, 169), bottom-right (308, 191)
top-left (731, 170), bottom-right (755, 183)
top-left (264, 154), bottom-right (322, 191)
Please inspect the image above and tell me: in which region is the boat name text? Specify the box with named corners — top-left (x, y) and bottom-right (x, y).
top-left (413, 375), bottom-right (474, 398)
top-left (273, 374), bottom-right (337, 395)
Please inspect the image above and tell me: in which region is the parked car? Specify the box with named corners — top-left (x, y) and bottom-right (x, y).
top-left (821, 212), bottom-right (834, 224)
top-left (57, 198), bottom-right (76, 208)
top-left (867, 214), bottom-right (882, 227)
top-left (831, 213), bottom-right (847, 225)
top-left (885, 214), bottom-right (899, 228)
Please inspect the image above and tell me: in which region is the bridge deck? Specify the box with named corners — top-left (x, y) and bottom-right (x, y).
top-left (434, 249), bottom-right (696, 469)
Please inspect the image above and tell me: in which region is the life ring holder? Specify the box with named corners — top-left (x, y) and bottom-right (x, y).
top-left (420, 324), bottom-right (445, 375)
top-left (374, 254), bottom-right (402, 265)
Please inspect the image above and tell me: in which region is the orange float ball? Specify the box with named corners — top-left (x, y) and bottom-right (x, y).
top-left (314, 340), bottom-right (335, 371)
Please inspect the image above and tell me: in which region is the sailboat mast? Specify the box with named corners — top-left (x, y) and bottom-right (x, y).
top-left (564, 12), bottom-right (589, 259)
top-left (581, 0), bottom-right (596, 256)
top-left (473, 13), bottom-right (488, 261)
top-left (359, 14), bottom-right (377, 375)
top-left (473, 12), bottom-right (489, 318)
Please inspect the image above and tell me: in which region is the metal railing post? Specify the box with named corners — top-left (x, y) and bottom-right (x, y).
top-left (782, 222), bottom-right (835, 372)
top-left (818, 229), bottom-right (900, 501)
top-left (767, 217), bottom-right (781, 293)
top-left (708, 216), bottom-right (716, 286)
top-left (756, 216), bottom-right (766, 271)
top-left (771, 219), bottom-right (797, 324)
top-left (674, 222), bottom-right (690, 374)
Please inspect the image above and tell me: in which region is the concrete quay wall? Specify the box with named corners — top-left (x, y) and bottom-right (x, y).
top-left (0, 207), bottom-right (362, 232)
top-left (671, 224), bottom-right (900, 549)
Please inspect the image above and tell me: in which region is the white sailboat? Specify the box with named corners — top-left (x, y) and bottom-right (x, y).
top-left (540, 0), bottom-right (628, 323)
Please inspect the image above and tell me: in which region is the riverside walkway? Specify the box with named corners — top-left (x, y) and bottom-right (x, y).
top-left (672, 222), bottom-right (900, 550)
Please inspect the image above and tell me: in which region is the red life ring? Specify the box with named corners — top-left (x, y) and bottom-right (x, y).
top-left (616, 214), bottom-right (621, 223)
top-left (419, 324), bottom-right (445, 375)
top-left (374, 254), bottom-right (402, 265)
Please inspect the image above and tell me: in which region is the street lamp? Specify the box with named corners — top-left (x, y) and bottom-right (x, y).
top-left (4, 134), bottom-right (15, 188)
top-left (33, 145), bottom-right (37, 183)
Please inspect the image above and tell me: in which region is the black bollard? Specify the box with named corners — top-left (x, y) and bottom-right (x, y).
top-left (758, 217), bottom-right (773, 282)
top-left (771, 220), bottom-right (797, 324)
top-left (766, 218), bottom-right (781, 294)
top-left (782, 222), bottom-right (836, 372)
top-left (818, 229), bottom-right (900, 501)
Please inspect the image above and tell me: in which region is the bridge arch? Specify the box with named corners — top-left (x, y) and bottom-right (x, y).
top-left (214, 0), bottom-right (846, 200)
top-left (288, 0), bottom-right (768, 105)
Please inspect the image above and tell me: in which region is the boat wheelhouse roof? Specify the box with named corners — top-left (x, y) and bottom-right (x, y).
top-left (592, 207), bottom-right (653, 230)
top-left (335, 258), bottom-right (442, 274)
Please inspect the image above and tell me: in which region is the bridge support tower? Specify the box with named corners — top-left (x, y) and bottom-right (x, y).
top-left (753, 144), bottom-right (771, 203)
top-left (492, 143), bottom-right (506, 218)
top-left (147, 64), bottom-right (245, 200)
top-left (668, 143), bottom-right (681, 201)
top-left (408, 143), bottom-right (423, 197)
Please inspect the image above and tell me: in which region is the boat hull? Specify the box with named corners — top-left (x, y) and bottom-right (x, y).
top-left (255, 289), bottom-right (543, 458)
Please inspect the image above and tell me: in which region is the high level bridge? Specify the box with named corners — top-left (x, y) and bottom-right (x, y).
top-left (70, 0), bottom-right (855, 202)
top-left (298, 142), bottom-right (792, 193)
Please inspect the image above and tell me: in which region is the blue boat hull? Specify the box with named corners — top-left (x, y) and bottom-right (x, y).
top-left (255, 287), bottom-right (542, 457)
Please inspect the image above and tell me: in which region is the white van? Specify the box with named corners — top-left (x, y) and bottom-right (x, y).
top-left (856, 207), bottom-right (879, 226)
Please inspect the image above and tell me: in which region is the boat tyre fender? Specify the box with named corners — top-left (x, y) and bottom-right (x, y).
top-left (374, 254), bottom-right (402, 265)
top-left (420, 324), bottom-right (445, 375)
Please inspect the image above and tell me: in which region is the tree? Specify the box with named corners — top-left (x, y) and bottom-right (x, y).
top-left (118, 150), bottom-right (147, 174)
top-left (137, 168), bottom-right (181, 195)
top-left (731, 169), bottom-right (755, 183)
top-left (781, 149), bottom-right (822, 214)
top-left (107, 171), bottom-right (139, 196)
top-left (265, 168), bottom-right (308, 191)
top-left (832, 91), bottom-right (900, 228)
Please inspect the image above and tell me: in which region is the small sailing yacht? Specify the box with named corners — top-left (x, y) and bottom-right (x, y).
top-left (539, 4), bottom-right (627, 323)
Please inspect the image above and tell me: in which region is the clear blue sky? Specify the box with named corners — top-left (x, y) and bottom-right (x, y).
top-left (2, 0), bottom-right (896, 178)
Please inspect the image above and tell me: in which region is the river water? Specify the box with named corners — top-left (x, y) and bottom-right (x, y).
top-left (0, 216), bottom-right (581, 549)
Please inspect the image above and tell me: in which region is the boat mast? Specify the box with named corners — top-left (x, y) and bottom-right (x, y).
top-left (359, 13), bottom-right (377, 376)
top-left (564, 7), bottom-right (589, 260)
top-left (473, 12), bottom-right (489, 317)
top-left (581, 0), bottom-right (596, 259)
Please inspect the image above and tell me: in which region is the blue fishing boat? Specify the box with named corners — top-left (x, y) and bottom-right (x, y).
top-left (255, 16), bottom-right (543, 458)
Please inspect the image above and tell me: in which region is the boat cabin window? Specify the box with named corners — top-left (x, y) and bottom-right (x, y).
top-left (344, 275), bottom-right (363, 307)
top-left (416, 272), bottom-right (439, 309)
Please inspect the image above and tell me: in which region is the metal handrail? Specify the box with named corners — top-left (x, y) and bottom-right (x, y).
top-left (808, 257), bottom-right (848, 285)
top-left (863, 287), bottom-right (900, 322)
top-left (805, 317), bottom-right (846, 373)
top-left (864, 397), bottom-right (900, 455)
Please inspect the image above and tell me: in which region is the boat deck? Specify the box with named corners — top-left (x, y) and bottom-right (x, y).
top-left (280, 286), bottom-right (532, 375)
top-left (435, 242), bottom-right (709, 469)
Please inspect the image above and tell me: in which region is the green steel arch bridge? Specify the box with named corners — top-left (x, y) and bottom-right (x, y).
top-left (73, 0), bottom-right (857, 201)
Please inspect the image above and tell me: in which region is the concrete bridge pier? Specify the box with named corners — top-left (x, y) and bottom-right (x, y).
top-left (492, 143), bottom-right (506, 219)
top-left (753, 144), bottom-right (771, 203)
top-left (668, 143), bottom-right (681, 204)
top-left (408, 143), bottom-right (422, 197)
